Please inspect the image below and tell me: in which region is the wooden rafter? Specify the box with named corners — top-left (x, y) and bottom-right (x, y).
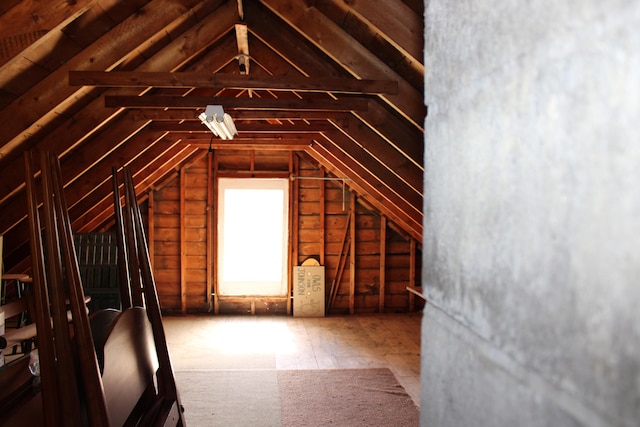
top-left (259, 0), bottom-right (424, 128)
top-left (307, 142), bottom-right (422, 240)
top-left (0, 0), bottom-right (426, 280)
top-left (320, 131), bottom-right (423, 214)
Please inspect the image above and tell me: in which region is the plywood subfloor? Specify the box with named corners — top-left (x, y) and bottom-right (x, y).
top-left (163, 313), bottom-right (422, 407)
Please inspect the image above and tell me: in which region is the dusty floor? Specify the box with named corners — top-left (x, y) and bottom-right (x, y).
top-left (162, 312), bottom-right (422, 407)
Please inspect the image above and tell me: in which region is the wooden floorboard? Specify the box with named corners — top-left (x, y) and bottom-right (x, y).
top-left (163, 313), bottom-right (422, 407)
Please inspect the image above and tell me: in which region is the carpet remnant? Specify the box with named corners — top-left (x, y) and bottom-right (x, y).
top-left (278, 368), bottom-right (419, 427)
top-left (175, 370), bottom-right (283, 427)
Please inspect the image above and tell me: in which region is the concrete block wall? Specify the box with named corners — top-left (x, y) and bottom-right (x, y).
top-left (421, 1), bottom-right (640, 426)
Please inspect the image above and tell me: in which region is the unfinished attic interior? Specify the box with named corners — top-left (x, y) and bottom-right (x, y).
top-left (0, 0), bottom-right (424, 315)
top-left (0, 0), bottom-right (424, 425)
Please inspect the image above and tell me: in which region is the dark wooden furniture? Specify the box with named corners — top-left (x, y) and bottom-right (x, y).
top-left (5, 152), bottom-right (186, 426)
top-left (0, 294), bottom-right (36, 354)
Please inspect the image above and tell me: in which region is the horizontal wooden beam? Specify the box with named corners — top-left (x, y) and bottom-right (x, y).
top-left (70, 71), bottom-right (398, 94)
top-left (181, 139), bottom-right (310, 150)
top-left (105, 95), bottom-right (369, 111)
top-left (129, 109), bottom-right (349, 121)
top-left (149, 121), bottom-right (333, 133)
top-left (169, 133), bottom-right (318, 141)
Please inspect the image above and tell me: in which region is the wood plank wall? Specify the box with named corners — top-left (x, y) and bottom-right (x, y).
top-left (151, 149), bottom-right (423, 315)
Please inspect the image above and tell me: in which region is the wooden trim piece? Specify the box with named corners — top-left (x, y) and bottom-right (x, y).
top-left (179, 168), bottom-right (187, 314)
top-left (406, 286), bottom-right (426, 301)
top-left (289, 153), bottom-right (298, 315)
top-left (379, 215), bottom-right (386, 313)
top-left (148, 191), bottom-right (154, 271)
top-left (216, 295), bottom-right (289, 303)
top-left (409, 238), bottom-right (416, 312)
top-left (214, 170), bottom-right (291, 179)
top-left (70, 71), bottom-right (399, 94)
top-left (319, 166), bottom-right (326, 266)
top-left (349, 191), bottom-right (356, 314)
top-left (212, 151), bottom-right (220, 315)
top-left (206, 150), bottom-right (213, 310)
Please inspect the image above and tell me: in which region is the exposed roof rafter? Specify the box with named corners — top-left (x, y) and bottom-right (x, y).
top-left (0, 0), bottom-right (426, 260)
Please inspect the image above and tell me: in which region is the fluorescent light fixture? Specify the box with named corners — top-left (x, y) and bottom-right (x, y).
top-left (198, 105), bottom-right (238, 140)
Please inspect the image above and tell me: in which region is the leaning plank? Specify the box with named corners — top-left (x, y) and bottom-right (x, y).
top-left (41, 151), bottom-right (83, 427)
top-left (112, 167), bottom-right (133, 309)
top-left (24, 151), bottom-right (61, 427)
top-left (124, 167), bottom-right (185, 425)
top-left (122, 167), bottom-right (145, 308)
top-left (327, 211), bottom-right (352, 312)
top-left (49, 152), bottom-right (109, 426)
top-left (379, 216), bottom-right (387, 313)
top-left (349, 192), bottom-right (356, 314)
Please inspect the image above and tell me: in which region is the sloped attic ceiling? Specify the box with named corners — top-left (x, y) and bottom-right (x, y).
top-left (0, 0), bottom-right (425, 269)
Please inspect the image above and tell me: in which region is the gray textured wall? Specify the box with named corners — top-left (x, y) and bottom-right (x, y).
top-left (421, 1), bottom-right (640, 426)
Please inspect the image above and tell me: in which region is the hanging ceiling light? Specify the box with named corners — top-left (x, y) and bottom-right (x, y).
top-left (198, 105), bottom-right (238, 140)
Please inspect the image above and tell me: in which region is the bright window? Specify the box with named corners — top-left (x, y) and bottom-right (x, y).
top-left (217, 178), bottom-right (289, 296)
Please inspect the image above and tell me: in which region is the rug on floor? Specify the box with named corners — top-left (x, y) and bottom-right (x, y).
top-left (175, 368), bottom-right (418, 427)
top-left (175, 369), bottom-right (283, 427)
top-left (278, 368), bottom-right (419, 427)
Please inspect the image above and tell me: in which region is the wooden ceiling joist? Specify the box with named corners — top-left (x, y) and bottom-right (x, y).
top-left (149, 121), bottom-right (334, 133)
top-left (129, 109), bottom-right (349, 121)
top-left (69, 71), bottom-right (399, 94)
top-left (178, 139), bottom-right (310, 150)
top-left (169, 133), bottom-right (318, 141)
top-left (104, 95), bottom-right (369, 111)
